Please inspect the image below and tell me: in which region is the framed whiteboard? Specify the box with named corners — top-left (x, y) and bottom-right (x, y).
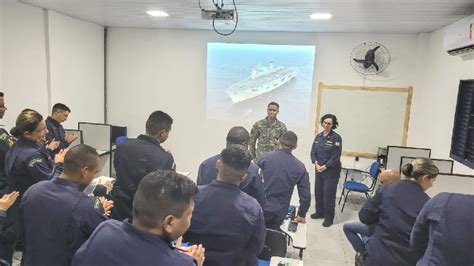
top-left (315, 83), bottom-right (413, 158)
top-left (427, 173), bottom-right (474, 197)
top-left (386, 146), bottom-right (431, 171)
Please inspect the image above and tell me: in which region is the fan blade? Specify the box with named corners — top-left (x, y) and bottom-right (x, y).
top-left (353, 59), bottom-right (365, 64)
top-left (373, 62), bottom-right (379, 71)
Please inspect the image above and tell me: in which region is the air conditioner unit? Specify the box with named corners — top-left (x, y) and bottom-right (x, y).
top-left (444, 15), bottom-right (474, 56)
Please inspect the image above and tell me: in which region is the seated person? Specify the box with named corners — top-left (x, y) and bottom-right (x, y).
top-left (342, 169), bottom-right (400, 265)
top-left (197, 126), bottom-right (265, 207)
top-left (73, 170), bottom-right (204, 266)
top-left (20, 145), bottom-right (113, 266)
top-left (411, 192), bottom-right (474, 266)
top-left (185, 145), bottom-right (265, 266)
top-left (257, 131), bottom-right (311, 230)
top-left (359, 158), bottom-right (438, 266)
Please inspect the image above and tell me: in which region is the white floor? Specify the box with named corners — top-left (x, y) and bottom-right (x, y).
top-left (287, 192), bottom-right (366, 266)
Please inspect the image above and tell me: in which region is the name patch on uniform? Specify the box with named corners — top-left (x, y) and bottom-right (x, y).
top-left (335, 142), bottom-right (341, 146)
top-left (28, 158), bottom-right (43, 167)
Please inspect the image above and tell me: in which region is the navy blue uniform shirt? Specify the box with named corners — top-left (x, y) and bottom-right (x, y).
top-left (257, 148), bottom-right (311, 226)
top-left (111, 134), bottom-right (175, 221)
top-left (5, 137), bottom-right (61, 195)
top-left (73, 219), bottom-right (195, 266)
top-left (45, 117), bottom-right (69, 155)
top-left (359, 180), bottom-right (430, 266)
top-left (411, 192), bottom-right (474, 266)
top-left (196, 154), bottom-right (266, 207)
top-left (20, 177), bottom-right (106, 266)
top-left (0, 128), bottom-right (15, 193)
top-left (185, 180), bottom-right (265, 266)
top-left (310, 130), bottom-right (342, 171)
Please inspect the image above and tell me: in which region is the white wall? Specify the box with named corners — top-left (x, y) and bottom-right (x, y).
top-left (0, 0), bottom-right (104, 130)
top-left (1, 0), bottom-right (48, 127)
top-left (106, 28), bottom-right (419, 180)
top-left (48, 11), bottom-right (104, 128)
top-left (410, 27), bottom-right (474, 175)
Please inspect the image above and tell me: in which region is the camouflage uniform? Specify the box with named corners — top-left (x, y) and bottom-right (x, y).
top-left (249, 118), bottom-right (287, 160)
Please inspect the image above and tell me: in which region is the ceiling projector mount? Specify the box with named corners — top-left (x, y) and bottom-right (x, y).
top-left (199, 0), bottom-right (239, 36)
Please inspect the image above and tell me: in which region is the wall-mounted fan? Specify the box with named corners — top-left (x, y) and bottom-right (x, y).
top-left (350, 42), bottom-right (391, 75)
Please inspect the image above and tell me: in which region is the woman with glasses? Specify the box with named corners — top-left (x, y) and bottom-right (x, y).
top-left (359, 158), bottom-right (439, 266)
top-left (310, 113), bottom-right (342, 227)
top-left (0, 109), bottom-right (67, 263)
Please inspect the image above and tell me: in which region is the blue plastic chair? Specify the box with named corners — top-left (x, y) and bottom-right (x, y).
top-left (115, 136), bottom-right (128, 145)
top-left (338, 161), bottom-right (380, 213)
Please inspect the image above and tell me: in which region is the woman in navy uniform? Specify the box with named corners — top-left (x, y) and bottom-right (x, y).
top-left (1, 110), bottom-right (66, 263)
top-left (310, 114), bottom-right (342, 227)
top-left (411, 192), bottom-right (474, 266)
top-left (359, 158), bottom-right (439, 266)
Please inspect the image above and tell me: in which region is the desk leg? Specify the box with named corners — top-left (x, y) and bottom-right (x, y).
top-left (299, 249), bottom-right (303, 260)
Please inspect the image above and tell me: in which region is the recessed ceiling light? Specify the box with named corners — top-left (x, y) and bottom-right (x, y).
top-left (310, 13), bottom-right (332, 20)
top-left (146, 10), bottom-right (169, 17)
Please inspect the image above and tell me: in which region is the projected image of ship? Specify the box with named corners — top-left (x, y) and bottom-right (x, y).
top-left (225, 62), bottom-right (297, 103)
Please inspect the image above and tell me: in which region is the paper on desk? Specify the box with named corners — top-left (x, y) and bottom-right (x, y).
top-left (270, 256), bottom-right (303, 266)
top-left (83, 176), bottom-right (115, 196)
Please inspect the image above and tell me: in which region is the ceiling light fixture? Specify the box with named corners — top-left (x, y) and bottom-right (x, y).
top-left (146, 10), bottom-right (169, 17)
top-left (310, 13), bottom-right (332, 20)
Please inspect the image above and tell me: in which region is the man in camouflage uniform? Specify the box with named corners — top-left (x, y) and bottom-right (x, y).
top-left (249, 102), bottom-right (287, 160)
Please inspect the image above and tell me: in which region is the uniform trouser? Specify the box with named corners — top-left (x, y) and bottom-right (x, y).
top-left (315, 168), bottom-right (340, 221)
top-left (263, 211), bottom-right (284, 231)
top-left (343, 220), bottom-right (371, 254)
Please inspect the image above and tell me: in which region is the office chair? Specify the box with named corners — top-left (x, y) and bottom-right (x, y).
top-left (338, 161), bottom-right (380, 213)
top-left (258, 229), bottom-right (287, 261)
top-left (115, 136), bottom-right (128, 145)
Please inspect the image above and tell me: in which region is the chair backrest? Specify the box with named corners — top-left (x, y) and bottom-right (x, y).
top-left (115, 136), bottom-right (128, 145)
top-left (369, 161), bottom-right (381, 179)
top-left (258, 229), bottom-right (287, 261)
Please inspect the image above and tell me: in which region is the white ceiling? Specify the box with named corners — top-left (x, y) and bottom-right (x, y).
top-left (20, 0), bottom-right (474, 33)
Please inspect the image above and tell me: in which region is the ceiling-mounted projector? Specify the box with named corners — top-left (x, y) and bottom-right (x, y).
top-left (201, 8), bottom-right (235, 21)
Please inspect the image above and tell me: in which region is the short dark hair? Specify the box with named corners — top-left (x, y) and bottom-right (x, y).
top-left (226, 126), bottom-right (250, 146)
top-left (52, 103), bottom-right (71, 113)
top-left (280, 131), bottom-right (297, 149)
top-left (221, 145), bottom-right (252, 172)
top-left (268, 102), bottom-right (279, 109)
top-left (0, 92), bottom-right (4, 97)
top-left (133, 170), bottom-right (197, 229)
top-left (63, 144), bottom-right (99, 175)
top-left (11, 110), bottom-right (43, 137)
top-left (145, 111), bottom-right (173, 136)
top-left (320, 113), bottom-right (338, 130)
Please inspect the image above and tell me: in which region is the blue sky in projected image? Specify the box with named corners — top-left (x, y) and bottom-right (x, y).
top-left (207, 43), bottom-right (315, 128)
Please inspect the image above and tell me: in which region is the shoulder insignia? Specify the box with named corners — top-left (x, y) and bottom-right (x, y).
top-left (335, 142), bottom-right (341, 146)
top-left (28, 158), bottom-right (43, 167)
top-left (94, 199), bottom-right (101, 209)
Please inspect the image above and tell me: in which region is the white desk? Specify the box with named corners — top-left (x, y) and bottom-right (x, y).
top-left (270, 256), bottom-right (303, 266)
top-left (280, 219), bottom-right (307, 259)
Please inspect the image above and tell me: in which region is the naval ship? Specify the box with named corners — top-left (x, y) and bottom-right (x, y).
top-left (225, 62), bottom-right (297, 103)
